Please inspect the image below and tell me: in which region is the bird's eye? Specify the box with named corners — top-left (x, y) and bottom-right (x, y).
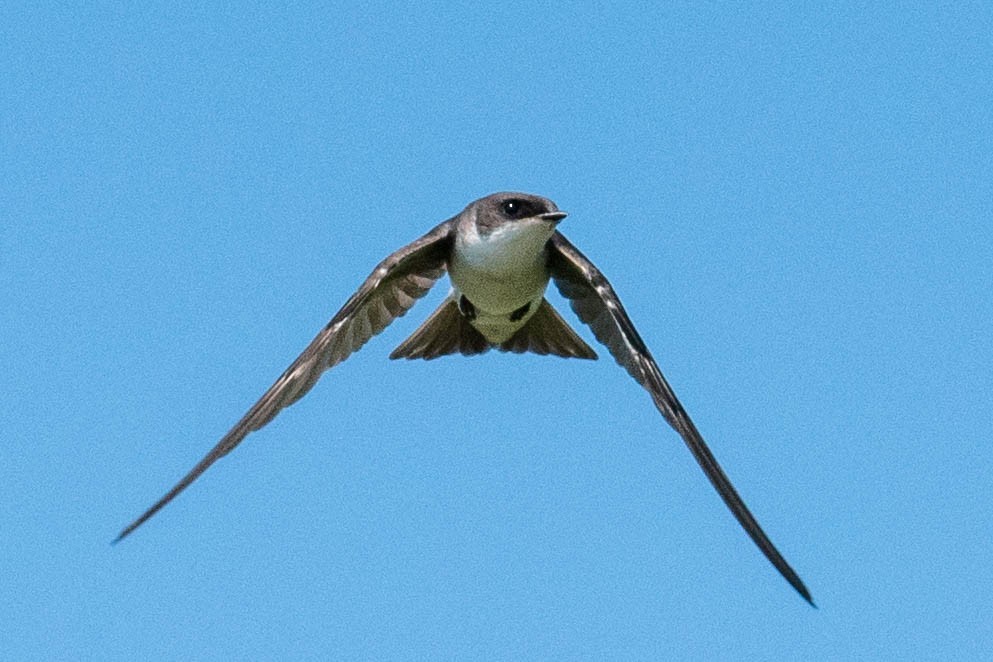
top-left (501, 199), bottom-right (528, 218)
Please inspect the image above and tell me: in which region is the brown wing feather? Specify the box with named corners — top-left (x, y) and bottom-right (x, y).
top-left (547, 232), bottom-right (813, 605)
top-left (116, 221), bottom-right (454, 542)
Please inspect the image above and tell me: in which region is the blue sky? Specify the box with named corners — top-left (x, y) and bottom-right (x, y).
top-left (4, 3), bottom-right (992, 659)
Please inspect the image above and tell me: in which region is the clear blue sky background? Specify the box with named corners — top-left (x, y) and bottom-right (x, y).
top-left (4, 3), bottom-right (991, 660)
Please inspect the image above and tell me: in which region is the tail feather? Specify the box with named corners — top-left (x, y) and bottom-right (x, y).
top-left (499, 299), bottom-right (598, 359)
top-left (391, 296), bottom-right (597, 362)
top-left (390, 298), bottom-right (490, 360)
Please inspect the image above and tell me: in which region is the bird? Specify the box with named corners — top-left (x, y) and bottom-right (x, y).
top-left (116, 191), bottom-right (813, 605)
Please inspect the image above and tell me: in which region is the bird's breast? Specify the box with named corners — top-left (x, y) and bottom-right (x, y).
top-left (449, 248), bottom-right (549, 314)
top-left (449, 219), bottom-right (554, 315)
top-left (448, 227), bottom-right (554, 344)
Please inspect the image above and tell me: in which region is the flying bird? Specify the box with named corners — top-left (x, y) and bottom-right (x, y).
top-left (117, 192), bottom-right (813, 604)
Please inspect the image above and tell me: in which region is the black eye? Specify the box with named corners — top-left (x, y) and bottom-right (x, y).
top-left (501, 199), bottom-right (529, 218)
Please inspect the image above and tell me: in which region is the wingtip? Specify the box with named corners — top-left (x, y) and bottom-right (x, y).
top-left (794, 583), bottom-right (816, 607)
top-left (113, 515), bottom-right (147, 545)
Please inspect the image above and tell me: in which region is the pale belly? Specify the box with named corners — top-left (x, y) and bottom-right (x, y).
top-left (448, 217), bottom-right (556, 343)
top-left (448, 251), bottom-right (550, 344)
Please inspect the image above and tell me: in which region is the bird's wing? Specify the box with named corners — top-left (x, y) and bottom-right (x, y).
top-left (547, 231), bottom-right (813, 604)
top-left (116, 220), bottom-right (454, 541)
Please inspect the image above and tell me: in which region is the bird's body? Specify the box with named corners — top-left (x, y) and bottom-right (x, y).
top-left (449, 201), bottom-right (558, 342)
top-left (117, 192), bottom-right (813, 605)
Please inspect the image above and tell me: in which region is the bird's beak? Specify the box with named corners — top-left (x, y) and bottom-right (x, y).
top-left (540, 211), bottom-right (567, 224)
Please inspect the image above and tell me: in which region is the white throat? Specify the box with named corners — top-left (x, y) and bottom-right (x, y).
top-left (449, 217), bottom-right (555, 320)
top-left (454, 217), bottom-right (554, 273)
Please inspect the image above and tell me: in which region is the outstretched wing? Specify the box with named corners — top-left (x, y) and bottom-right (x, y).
top-left (547, 231), bottom-right (813, 605)
top-left (116, 220), bottom-right (454, 542)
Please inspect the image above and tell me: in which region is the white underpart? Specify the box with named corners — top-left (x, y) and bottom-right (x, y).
top-left (449, 217), bottom-right (556, 343)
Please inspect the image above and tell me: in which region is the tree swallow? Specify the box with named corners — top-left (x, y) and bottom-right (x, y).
top-left (117, 192), bottom-right (813, 605)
